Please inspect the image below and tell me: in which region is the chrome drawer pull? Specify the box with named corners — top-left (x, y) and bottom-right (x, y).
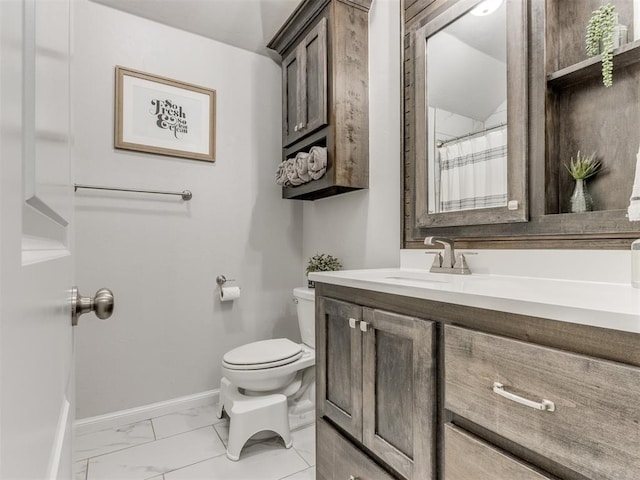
top-left (349, 318), bottom-right (359, 329)
top-left (492, 382), bottom-right (555, 412)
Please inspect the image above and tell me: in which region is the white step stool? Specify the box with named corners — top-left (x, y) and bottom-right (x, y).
top-left (216, 377), bottom-right (292, 461)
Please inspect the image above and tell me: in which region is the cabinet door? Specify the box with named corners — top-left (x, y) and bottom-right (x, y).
top-left (281, 47), bottom-right (301, 147)
top-left (318, 418), bottom-right (395, 480)
top-left (281, 17), bottom-right (327, 147)
top-left (298, 17), bottom-right (327, 138)
top-left (362, 309), bottom-right (435, 480)
top-left (317, 297), bottom-right (363, 441)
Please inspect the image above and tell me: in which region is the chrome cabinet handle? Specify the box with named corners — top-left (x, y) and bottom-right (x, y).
top-left (359, 321), bottom-right (369, 332)
top-left (349, 475), bottom-right (358, 480)
top-left (294, 125), bottom-right (299, 132)
top-left (71, 287), bottom-right (114, 326)
top-left (348, 317), bottom-right (359, 329)
top-left (492, 382), bottom-right (555, 412)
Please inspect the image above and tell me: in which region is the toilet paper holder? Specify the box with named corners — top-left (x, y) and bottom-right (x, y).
top-left (216, 275), bottom-right (236, 287)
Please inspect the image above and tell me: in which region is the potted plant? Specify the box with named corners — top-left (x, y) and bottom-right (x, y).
top-left (305, 253), bottom-right (342, 288)
top-left (564, 151), bottom-right (603, 213)
top-left (585, 3), bottom-right (618, 87)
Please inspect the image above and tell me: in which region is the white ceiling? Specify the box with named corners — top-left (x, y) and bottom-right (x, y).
top-left (90, 0), bottom-right (303, 58)
top-left (427, 3), bottom-right (507, 122)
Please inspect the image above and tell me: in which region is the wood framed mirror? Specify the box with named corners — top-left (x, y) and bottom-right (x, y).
top-left (410, 0), bottom-right (528, 228)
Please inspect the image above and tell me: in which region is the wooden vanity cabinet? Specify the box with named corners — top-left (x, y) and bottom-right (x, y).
top-left (315, 282), bottom-right (640, 480)
top-left (268, 0), bottom-right (370, 201)
top-left (316, 296), bottom-right (436, 480)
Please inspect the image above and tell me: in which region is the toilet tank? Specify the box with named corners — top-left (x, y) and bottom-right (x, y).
top-left (293, 287), bottom-right (315, 349)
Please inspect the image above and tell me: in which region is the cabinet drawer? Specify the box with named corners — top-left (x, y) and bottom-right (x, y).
top-left (444, 325), bottom-right (640, 480)
top-left (444, 424), bottom-right (553, 480)
top-left (317, 418), bottom-right (395, 480)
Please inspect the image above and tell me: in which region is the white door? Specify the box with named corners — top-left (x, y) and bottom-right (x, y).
top-left (1, 0), bottom-right (77, 478)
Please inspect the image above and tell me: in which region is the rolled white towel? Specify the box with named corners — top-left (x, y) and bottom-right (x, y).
top-left (295, 152), bottom-right (311, 183)
top-left (285, 158), bottom-right (304, 186)
top-left (275, 159), bottom-right (290, 186)
top-left (308, 146), bottom-right (327, 180)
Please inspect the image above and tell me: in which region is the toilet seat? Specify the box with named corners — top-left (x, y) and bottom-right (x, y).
top-left (223, 338), bottom-right (303, 371)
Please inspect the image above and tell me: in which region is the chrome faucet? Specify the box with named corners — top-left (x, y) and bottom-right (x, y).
top-left (424, 236), bottom-right (471, 274)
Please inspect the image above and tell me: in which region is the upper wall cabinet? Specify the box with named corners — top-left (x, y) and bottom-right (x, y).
top-left (403, 0), bottom-right (640, 248)
top-left (268, 0), bottom-right (371, 201)
top-left (282, 18), bottom-right (327, 148)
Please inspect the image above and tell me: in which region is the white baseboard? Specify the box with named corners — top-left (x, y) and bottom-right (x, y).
top-left (74, 389), bottom-right (219, 436)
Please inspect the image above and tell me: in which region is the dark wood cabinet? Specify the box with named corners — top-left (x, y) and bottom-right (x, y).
top-left (268, 0), bottom-right (370, 201)
top-left (317, 296), bottom-right (436, 480)
top-left (315, 282), bottom-right (640, 480)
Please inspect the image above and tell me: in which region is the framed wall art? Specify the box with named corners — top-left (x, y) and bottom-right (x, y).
top-left (115, 66), bottom-right (216, 162)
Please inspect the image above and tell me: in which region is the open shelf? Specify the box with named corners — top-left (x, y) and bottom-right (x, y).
top-left (279, 126), bottom-right (365, 201)
top-left (547, 39), bottom-right (640, 89)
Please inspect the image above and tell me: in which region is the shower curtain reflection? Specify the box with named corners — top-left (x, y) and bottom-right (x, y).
top-left (436, 125), bottom-right (507, 212)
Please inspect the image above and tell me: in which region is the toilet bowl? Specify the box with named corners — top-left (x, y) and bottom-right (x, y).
top-left (220, 287), bottom-right (315, 393)
top-left (221, 338), bottom-right (315, 392)
top-left (216, 287), bottom-right (316, 460)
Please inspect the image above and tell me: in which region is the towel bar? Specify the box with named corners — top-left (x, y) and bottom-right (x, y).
top-left (74, 184), bottom-right (192, 200)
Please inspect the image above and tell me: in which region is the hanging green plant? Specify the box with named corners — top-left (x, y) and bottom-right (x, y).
top-left (585, 3), bottom-right (617, 87)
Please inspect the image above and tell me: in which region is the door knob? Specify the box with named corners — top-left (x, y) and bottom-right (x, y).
top-left (71, 287), bottom-right (114, 326)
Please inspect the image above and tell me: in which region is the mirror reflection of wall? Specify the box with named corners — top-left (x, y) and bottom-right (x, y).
top-left (426, 0), bottom-right (507, 214)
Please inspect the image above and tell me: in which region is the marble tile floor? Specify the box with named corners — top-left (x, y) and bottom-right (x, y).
top-left (74, 404), bottom-right (316, 480)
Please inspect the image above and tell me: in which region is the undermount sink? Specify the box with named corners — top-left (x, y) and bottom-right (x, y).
top-left (310, 268), bottom-right (463, 287)
top-left (384, 275), bottom-right (450, 284)
top-left (378, 270), bottom-right (467, 289)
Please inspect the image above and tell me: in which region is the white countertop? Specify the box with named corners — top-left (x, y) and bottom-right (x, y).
top-left (309, 268), bottom-right (640, 334)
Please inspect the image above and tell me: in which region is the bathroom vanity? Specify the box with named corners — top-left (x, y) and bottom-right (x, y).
top-left (311, 270), bottom-right (640, 480)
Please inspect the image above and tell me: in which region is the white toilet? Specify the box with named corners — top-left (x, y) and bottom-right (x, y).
top-left (216, 287), bottom-right (316, 460)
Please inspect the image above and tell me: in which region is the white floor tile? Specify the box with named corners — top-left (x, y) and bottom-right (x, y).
top-left (164, 438), bottom-right (309, 480)
top-left (74, 459), bottom-right (88, 480)
top-left (152, 404), bottom-right (224, 439)
top-left (291, 426), bottom-right (315, 466)
top-left (75, 420), bottom-right (155, 461)
top-left (279, 466), bottom-right (315, 480)
top-left (87, 426), bottom-right (225, 480)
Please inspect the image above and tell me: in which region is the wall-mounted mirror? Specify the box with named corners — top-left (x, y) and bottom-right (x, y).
top-left (412, 0), bottom-right (527, 228)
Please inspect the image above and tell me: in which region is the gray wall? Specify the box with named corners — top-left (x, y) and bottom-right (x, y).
top-left (73, 0), bottom-right (303, 418)
top-left (302, 0), bottom-right (401, 270)
top-left (74, 0), bottom-right (402, 419)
